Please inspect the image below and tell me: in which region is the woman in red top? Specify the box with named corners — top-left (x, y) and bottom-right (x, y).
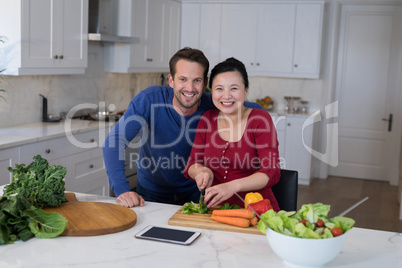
top-left (184, 57), bottom-right (281, 211)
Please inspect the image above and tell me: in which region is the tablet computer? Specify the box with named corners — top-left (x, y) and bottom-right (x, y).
top-left (135, 225), bottom-right (201, 245)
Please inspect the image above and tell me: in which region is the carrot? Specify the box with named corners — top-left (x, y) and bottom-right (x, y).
top-left (211, 215), bottom-right (250, 228)
top-left (212, 209), bottom-right (255, 219)
top-left (250, 216), bottom-right (259, 226)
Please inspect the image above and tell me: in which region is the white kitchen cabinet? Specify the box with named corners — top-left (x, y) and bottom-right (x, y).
top-left (0, 148), bottom-right (19, 186)
top-left (104, 0), bottom-right (181, 73)
top-left (181, 3), bottom-right (222, 70)
top-left (270, 113), bottom-right (316, 184)
top-left (282, 115), bottom-right (315, 185)
top-left (181, 1), bottom-right (324, 78)
top-left (51, 148), bottom-right (109, 196)
top-left (0, 0), bottom-right (88, 75)
top-left (271, 113), bottom-right (287, 158)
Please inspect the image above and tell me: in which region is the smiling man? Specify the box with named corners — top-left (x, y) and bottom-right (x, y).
top-left (103, 47), bottom-right (261, 208)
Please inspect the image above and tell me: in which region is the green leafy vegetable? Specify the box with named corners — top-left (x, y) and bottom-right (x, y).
top-left (0, 193), bottom-right (67, 245)
top-left (25, 209), bottom-right (67, 238)
top-left (219, 203), bottom-right (241, 210)
top-left (181, 201), bottom-right (209, 215)
top-left (199, 202), bottom-right (208, 214)
top-left (4, 155), bottom-right (67, 208)
top-left (298, 203), bottom-right (330, 223)
top-left (257, 203), bottom-right (355, 239)
top-left (181, 201), bottom-right (201, 215)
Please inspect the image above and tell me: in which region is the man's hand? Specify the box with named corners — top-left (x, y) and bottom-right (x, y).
top-left (116, 191), bottom-right (145, 207)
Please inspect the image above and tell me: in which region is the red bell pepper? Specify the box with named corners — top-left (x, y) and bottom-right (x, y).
top-left (247, 199), bottom-right (273, 216)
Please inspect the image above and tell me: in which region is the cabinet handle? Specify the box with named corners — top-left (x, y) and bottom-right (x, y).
top-left (90, 138), bottom-right (95, 143)
top-left (250, 62), bottom-right (254, 66)
top-left (54, 55), bottom-right (58, 59)
top-left (46, 149), bottom-right (51, 154)
top-left (59, 55), bottom-right (64, 60)
top-left (146, 58), bottom-right (153, 62)
top-left (294, 64), bottom-right (298, 68)
top-left (287, 123), bottom-right (291, 126)
top-left (89, 164), bottom-right (94, 169)
top-left (256, 62), bottom-right (260, 66)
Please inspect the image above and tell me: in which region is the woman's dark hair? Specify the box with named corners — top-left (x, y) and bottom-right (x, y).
top-left (169, 47), bottom-right (209, 81)
top-left (209, 57), bottom-right (249, 89)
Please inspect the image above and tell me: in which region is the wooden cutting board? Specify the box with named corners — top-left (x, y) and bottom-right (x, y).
top-left (43, 193), bottom-right (137, 236)
top-left (168, 203), bottom-right (263, 235)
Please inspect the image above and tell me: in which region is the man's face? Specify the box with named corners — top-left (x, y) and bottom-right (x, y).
top-left (169, 59), bottom-right (207, 115)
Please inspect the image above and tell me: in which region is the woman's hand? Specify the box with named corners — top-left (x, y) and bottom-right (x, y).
top-left (204, 181), bottom-right (238, 208)
top-left (116, 191), bottom-right (145, 207)
top-left (194, 167), bottom-right (214, 190)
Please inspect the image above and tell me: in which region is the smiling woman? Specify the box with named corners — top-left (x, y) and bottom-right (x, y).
top-left (184, 57), bottom-right (281, 210)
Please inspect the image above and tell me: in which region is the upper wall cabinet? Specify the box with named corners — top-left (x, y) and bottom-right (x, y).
top-left (104, 0), bottom-right (181, 73)
top-left (181, 1), bottom-right (324, 79)
top-left (0, 0), bottom-right (88, 75)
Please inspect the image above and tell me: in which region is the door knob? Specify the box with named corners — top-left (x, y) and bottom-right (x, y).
top-left (382, 114), bottom-right (393, 132)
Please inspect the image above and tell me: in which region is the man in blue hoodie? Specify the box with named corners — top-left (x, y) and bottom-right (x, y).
top-left (103, 47), bottom-right (260, 207)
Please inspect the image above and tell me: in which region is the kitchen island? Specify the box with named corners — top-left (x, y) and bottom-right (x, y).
top-left (0, 189), bottom-right (400, 268)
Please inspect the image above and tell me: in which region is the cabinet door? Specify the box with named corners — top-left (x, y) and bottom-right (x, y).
top-left (255, 4), bottom-right (295, 75)
top-left (283, 116), bottom-right (313, 184)
top-left (20, 0), bottom-right (55, 68)
top-left (58, 0), bottom-right (88, 68)
top-left (1, 0), bottom-right (87, 75)
top-left (0, 148), bottom-right (19, 186)
top-left (271, 114), bottom-right (287, 158)
top-left (22, 0), bottom-right (87, 69)
top-left (143, 0), bottom-right (165, 68)
top-left (293, 3), bottom-right (323, 77)
top-left (220, 4), bottom-right (258, 71)
top-left (181, 3), bottom-right (222, 70)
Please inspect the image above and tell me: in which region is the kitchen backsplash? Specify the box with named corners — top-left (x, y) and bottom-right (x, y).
top-left (0, 43), bottom-right (323, 128)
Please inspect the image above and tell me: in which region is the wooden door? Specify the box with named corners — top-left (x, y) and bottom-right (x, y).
top-left (330, 5), bottom-right (402, 183)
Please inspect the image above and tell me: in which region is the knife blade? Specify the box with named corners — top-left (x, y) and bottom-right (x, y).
top-left (199, 188), bottom-right (205, 205)
top-left (234, 192), bottom-right (269, 227)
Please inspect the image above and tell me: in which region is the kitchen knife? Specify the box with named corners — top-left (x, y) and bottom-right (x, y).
top-left (199, 188), bottom-right (205, 205)
top-left (234, 192), bottom-right (269, 227)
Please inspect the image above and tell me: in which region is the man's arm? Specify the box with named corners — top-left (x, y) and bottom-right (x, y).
top-left (102, 98), bottom-right (146, 198)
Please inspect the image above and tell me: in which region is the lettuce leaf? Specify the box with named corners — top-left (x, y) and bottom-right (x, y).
top-left (257, 203), bottom-right (355, 239)
top-left (298, 203), bottom-right (330, 223)
top-left (24, 209), bottom-right (67, 238)
top-left (0, 193), bottom-right (67, 245)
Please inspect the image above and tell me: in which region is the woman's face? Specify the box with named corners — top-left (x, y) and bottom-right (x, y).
top-left (211, 71), bottom-right (248, 115)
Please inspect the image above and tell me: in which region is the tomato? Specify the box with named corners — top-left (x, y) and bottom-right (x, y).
top-left (331, 227), bottom-right (343, 237)
top-left (300, 219), bottom-right (308, 226)
top-left (316, 220), bottom-right (324, 228)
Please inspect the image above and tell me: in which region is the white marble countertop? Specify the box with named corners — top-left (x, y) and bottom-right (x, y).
top-left (0, 189), bottom-right (400, 268)
top-left (0, 119), bottom-right (111, 150)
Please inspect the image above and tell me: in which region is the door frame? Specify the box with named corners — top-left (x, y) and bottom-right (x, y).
top-left (317, 0), bottom-right (402, 186)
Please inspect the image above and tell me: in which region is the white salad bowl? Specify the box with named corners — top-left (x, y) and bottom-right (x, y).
top-left (266, 227), bottom-right (348, 267)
